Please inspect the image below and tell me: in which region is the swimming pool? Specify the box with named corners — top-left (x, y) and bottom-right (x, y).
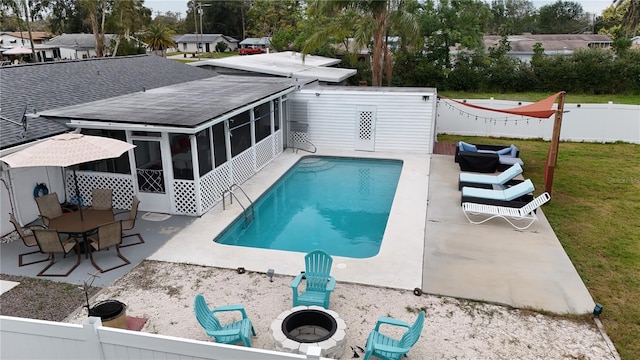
top-left (215, 156), bottom-right (403, 258)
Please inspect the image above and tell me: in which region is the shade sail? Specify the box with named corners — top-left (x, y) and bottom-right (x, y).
top-left (0, 133), bottom-right (135, 168)
top-left (441, 92), bottom-right (562, 119)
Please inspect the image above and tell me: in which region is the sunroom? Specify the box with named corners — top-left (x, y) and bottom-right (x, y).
top-left (37, 75), bottom-right (298, 216)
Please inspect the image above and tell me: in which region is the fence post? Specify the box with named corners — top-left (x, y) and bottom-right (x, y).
top-left (83, 317), bottom-right (106, 360)
top-left (305, 346), bottom-right (322, 360)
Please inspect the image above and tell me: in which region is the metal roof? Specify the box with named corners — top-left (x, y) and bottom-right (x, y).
top-left (0, 55), bottom-right (216, 150)
top-left (192, 51), bottom-right (356, 83)
top-left (39, 75), bottom-right (297, 128)
top-left (175, 34), bottom-right (239, 43)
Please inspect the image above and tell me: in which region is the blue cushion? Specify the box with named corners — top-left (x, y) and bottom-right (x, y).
top-left (496, 147), bottom-right (512, 155)
top-left (510, 145), bottom-right (519, 158)
top-left (459, 141), bottom-right (477, 152)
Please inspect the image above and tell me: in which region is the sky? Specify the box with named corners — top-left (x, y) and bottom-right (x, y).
top-left (144, 0), bottom-right (614, 18)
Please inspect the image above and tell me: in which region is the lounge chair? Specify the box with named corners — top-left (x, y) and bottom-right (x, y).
top-left (461, 179), bottom-right (535, 207)
top-left (363, 311), bottom-right (425, 360)
top-left (462, 192), bottom-right (551, 229)
top-left (193, 294), bottom-right (256, 347)
top-left (291, 249), bottom-right (336, 309)
top-left (8, 213), bottom-right (49, 267)
top-left (455, 141), bottom-right (524, 173)
top-left (458, 163), bottom-right (523, 190)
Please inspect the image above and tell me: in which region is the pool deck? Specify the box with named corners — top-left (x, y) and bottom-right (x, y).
top-left (150, 150), bottom-right (595, 315)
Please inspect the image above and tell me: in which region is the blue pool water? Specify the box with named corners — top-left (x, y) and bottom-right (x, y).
top-left (214, 156), bottom-right (403, 258)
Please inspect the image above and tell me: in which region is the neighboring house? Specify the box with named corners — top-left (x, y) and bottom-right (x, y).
top-left (192, 51), bottom-right (357, 85)
top-left (0, 55), bottom-right (216, 234)
top-left (239, 37), bottom-right (271, 51)
top-left (45, 33), bottom-right (117, 59)
top-left (0, 31), bottom-right (52, 47)
top-left (452, 34), bottom-right (614, 63)
top-left (175, 34), bottom-right (239, 53)
top-left (632, 36), bottom-right (640, 49)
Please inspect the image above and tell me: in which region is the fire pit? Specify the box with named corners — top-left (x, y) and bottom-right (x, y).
top-left (270, 306), bottom-right (347, 358)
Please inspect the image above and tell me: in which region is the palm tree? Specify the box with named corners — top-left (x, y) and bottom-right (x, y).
top-left (304, 0), bottom-right (419, 86)
top-left (143, 24), bottom-right (176, 57)
top-left (614, 0), bottom-right (639, 37)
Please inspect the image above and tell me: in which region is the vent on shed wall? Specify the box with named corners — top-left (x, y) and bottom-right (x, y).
top-left (355, 106), bottom-right (376, 151)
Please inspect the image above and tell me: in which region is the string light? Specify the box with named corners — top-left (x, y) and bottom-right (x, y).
top-left (441, 99), bottom-right (539, 124)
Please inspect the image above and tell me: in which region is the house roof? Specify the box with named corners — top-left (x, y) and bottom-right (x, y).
top-left (38, 75), bottom-right (297, 128)
top-left (0, 55), bottom-right (216, 150)
top-left (239, 37), bottom-right (271, 46)
top-left (175, 34), bottom-right (239, 43)
top-left (1, 31), bottom-right (53, 41)
top-left (191, 51), bottom-right (356, 83)
top-left (45, 33), bottom-right (117, 49)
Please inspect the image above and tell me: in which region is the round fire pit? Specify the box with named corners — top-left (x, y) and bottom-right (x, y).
top-left (271, 306), bottom-right (347, 358)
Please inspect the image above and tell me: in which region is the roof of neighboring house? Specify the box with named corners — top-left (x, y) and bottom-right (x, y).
top-left (39, 75), bottom-right (296, 128)
top-left (191, 51), bottom-right (356, 83)
top-left (1, 31), bottom-right (53, 41)
top-left (239, 37), bottom-right (271, 46)
top-left (175, 34), bottom-right (239, 43)
top-left (483, 34), bottom-right (613, 52)
top-left (45, 33), bottom-right (117, 49)
top-left (0, 55), bottom-right (216, 150)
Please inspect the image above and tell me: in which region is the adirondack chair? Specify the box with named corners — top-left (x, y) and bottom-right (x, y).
top-left (290, 249), bottom-right (336, 309)
top-left (193, 294), bottom-right (256, 347)
top-left (363, 311), bottom-right (426, 360)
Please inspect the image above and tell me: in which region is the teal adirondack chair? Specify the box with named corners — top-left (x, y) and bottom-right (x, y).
top-left (290, 249), bottom-right (336, 309)
top-left (193, 294), bottom-right (256, 347)
top-left (363, 311), bottom-right (425, 360)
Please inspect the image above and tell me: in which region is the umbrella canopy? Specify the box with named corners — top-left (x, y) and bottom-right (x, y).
top-left (0, 133), bottom-right (135, 168)
top-left (3, 46), bottom-right (35, 55)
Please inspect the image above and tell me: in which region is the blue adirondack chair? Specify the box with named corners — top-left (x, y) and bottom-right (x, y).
top-left (290, 249), bottom-right (336, 309)
top-left (193, 294), bottom-right (256, 347)
top-left (363, 311), bottom-right (425, 360)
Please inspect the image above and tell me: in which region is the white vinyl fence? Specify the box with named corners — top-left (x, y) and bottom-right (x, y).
top-left (0, 316), bottom-right (328, 360)
top-left (436, 99), bottom-right (640, 144)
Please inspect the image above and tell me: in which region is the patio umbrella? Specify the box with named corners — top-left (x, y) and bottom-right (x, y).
top-left (0, 133), bottom-right (135, 219)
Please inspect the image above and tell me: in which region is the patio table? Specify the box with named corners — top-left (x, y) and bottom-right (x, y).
top-left (47, 209), bottom-right (115, 258)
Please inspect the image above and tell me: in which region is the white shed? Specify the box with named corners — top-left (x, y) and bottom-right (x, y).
top-left (288, 84), bottom-right (438, 154)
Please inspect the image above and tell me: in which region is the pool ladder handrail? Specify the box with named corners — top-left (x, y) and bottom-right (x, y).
top-left (222, 184), bottom-right (255, 228)
top-left (293, 139), bottom-right (317, 154)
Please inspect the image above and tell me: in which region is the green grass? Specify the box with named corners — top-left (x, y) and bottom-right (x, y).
top-left (438, 91), bottom-right (640, 105)
top-left (438, 134), bottom-right (640, 359)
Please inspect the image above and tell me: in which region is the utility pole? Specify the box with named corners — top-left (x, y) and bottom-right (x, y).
top-left (196, 2), bottom-right (211, 54)
top-left (193, 3), bottom-right (199, 56)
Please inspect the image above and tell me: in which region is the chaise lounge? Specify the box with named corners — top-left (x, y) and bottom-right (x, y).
top-left (461, 179), bottom-right (535, 207)
top-left (462, 192), bottom-right (551, 229)
top-left (458, 163), bottom-right (523, 190)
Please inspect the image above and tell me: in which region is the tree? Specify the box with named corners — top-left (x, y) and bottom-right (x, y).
top-left (143, 23), bottom-right (176, 57)
top-left (107, 0), bottom-right (151, 56)
top-left (613, 0), bottom-right (639, 37)
top-left (190, 0), bottom-right (248, 40)
top-left (537, 1), bottom-right (589, 34)
top-left (304, 0), bottom-right (419, 87)
top-left (487, 0), bottom-right (536, 34)
top-left (246, 0), bottom-right (302, 37)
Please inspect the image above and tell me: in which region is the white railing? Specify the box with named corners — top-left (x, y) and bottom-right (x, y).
top-left (0, 316), bottom-right (328, 360)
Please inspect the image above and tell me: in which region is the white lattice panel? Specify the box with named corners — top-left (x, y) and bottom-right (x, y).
top-left (199, 164), bottom-right (231, 213)
top-left (274, 130), bottom-right (283, 155)
top-left (255, 137), bottom-right (274, 170)
top-left (290, 131), bottom-right (312, 152)
top-left (232, 148), bottom-right (256, 185)
top-left (172, 180), bottom-right (197, 215)
top-left (66, 171), bottom-right (134, 210)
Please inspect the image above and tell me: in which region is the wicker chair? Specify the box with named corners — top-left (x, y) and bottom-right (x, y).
top-left (8, 213), bottom-right (49, 267)
top-left (34, 193), bottom-right (64, 227)
top-left (33, 229), bottom-right (80, 277)
top-left (88, 220), bottom-right (130, 273)
top-left (118, 196), bottom-right (144, 247)
top-left (90, 188), bottom-right (113, 210)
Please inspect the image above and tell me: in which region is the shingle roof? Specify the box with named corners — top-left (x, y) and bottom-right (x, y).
top-left (175, 34), bottom-right (238, 43)
top-left (1, 55), bottom-right (216, 150)
top-left (45, 33), bottom-right (116, 48)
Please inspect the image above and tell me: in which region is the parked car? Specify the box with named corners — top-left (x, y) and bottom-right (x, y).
top-left (238, 47), bottom-right (265, 55)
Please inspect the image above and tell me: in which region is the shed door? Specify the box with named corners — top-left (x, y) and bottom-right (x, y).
top-left (354, 106), bottom-right (376, 151)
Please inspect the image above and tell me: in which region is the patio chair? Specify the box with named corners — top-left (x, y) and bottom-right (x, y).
top-left (33, 229), bottom-right (80, 277)
top-left (8, 213), bottom-right (49, 267)
top-left (90, 188), bottom-right (113, 210)
top-left (35, 192), bottom-right (64, 227)
top-left (87, 220), bottom-right (130, 273)
top-left (291, 249), bottom-right (336, 309)
top-left (461, 179), bottom-right (535, 207)
top-left (458, 163), bottom-right (523, 190)
top-left (116, 196), bottom-right (144, 248)
top-left (193, 294), bottom-right (256, 347)
top-left (463, 192), bottom-right (551, 230)
top-left (363, 311), bottom-right (425, 360)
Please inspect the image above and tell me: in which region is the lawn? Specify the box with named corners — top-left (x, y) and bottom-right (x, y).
top-left (438, 91), bottom-right (640, 105)
top-left (438, 134), bottom-right (640, 359)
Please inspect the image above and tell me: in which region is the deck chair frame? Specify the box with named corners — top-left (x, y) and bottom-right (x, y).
top-left (462, 192), bottom-right (551, 230)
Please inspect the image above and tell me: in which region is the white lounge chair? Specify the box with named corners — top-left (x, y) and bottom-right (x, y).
top-left (458, 163), bottom-right (523, 190)
top-left (462, 192), bottom-right (551, 230)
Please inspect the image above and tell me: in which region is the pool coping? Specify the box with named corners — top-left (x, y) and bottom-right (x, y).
top-left (149, 149), bottom-right (428, 291)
